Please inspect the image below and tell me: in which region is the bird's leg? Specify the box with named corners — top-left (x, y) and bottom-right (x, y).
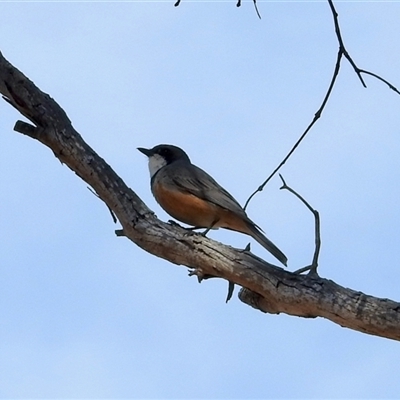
top-left (201, 219), bottom-right (219, 236)
top-left (168, 220), bottom-right (203, 237)
top-left (168, 220), bottom-right (205, 232)
top-left (169, 219), bottom-right (219, 237)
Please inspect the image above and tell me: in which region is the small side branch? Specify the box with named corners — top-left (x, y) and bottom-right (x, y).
top-left (87, 186), bottom-right (118, 224)
top-left (279, 175), bottom-right (321, 276)
top-left (327, 0), bottom-right (365, 87)
top-left (175, 0), bottom-right (261, 19)
top-left (359, 69), bottom-right (400, 95)
top-left (238, 0), bottom-right (262, 20)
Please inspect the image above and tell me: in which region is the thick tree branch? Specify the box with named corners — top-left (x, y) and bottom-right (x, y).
top-left (1, 51), bottom-right (400, 341)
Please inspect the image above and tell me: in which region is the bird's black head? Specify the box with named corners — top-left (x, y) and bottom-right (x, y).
top-left (138, 144), bottom-right (191, 164)
top-left (138, 144), bottom-right (191, 178)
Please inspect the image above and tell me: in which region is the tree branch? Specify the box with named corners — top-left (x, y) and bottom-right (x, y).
top-left (175, 0), bottom-right (262, 19)
top-left (244, 0), bottom-right (400, 210)
top-left (1, 50), bottom-right (400, 341)
top-left (279, 175), bottom-right (321, 276)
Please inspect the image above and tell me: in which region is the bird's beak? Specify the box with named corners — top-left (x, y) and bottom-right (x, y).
top-left (137, 147), bottom-right (152, 157)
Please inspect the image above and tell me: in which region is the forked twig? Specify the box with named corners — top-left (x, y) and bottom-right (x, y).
top-left (359, 69), bottom-right (400, 95)
top-left (279, 174), bottom-right (320, 276)
top-left (244, 0), bottom-right (400, 210)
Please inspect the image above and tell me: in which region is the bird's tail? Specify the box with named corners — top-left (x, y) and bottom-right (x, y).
top-left (246, 222), bottom-right (288, 266)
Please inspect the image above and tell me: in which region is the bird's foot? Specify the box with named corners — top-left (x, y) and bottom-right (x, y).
top-left (185, 225), bottom-right (218, 237)
top-left (168, 221), bottom-right (207, 236)
top-left (168, 219), bottom-right (183, 227)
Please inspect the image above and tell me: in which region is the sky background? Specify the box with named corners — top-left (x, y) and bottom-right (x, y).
top-left (1, 0), bottom-right (400, 398)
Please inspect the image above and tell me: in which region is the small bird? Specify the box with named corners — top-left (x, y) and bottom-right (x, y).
top-left (138, 144), bottom-right (287, 266)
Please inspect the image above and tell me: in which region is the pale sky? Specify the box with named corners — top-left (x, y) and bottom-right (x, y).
top-left (1, 1), bottom-right (400, 397)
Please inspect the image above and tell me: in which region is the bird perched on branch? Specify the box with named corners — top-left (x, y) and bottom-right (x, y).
top-left (138, 144), bottom-right (287, 266)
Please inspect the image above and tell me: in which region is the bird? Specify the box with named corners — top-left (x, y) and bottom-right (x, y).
top-left (138, 144), bottom-right (287, 266)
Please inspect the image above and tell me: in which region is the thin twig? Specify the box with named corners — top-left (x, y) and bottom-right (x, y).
top-left (244, 50), bottom-right (343, 210)
top-left (327, 0), bottom-right (366, 87)
top-left (177, 0), bottom-right (261, 19)
top-left (279, 174), bottom-right (321, 276)
top-left (359, 69), bottom-right (400, 95)
top-left (253, 0), bottom-right (261, 19)
top-left (87, 186), bottom-right (117, 223)
top-left (237, 0), bottom-right (262, 19)
top-left (244, 0), bottom-right (399, 210)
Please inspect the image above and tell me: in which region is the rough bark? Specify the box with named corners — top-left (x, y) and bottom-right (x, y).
top-left (1, 50), bottom-right (399, 341)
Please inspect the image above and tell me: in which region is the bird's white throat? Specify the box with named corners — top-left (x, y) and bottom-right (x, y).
top-left (148, 154), bottom-right (167, 178)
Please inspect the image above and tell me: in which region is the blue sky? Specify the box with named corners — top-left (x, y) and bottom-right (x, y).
top-left (1, 1), bottom-right (400, 398)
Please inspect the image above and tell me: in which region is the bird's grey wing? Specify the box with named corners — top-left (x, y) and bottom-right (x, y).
top-left (170, 163), bottom-right (247, 216)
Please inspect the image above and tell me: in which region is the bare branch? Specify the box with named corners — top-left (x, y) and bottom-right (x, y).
top-left (1, 51), bottom-right (400, 341)
top-left (327, 0), bottom-right (366, 87)
top-left (279, 175), bottom-right (321, 276)
top-left (244, 0), bottom-right (400, 210)
top-left (238, 282), bottom-right (400, 342)
top-left (244, 50), bottom-right (343, 210)
top-left (248, 0), bottom-right (262, 20)
top-left (359, 69), bottom-right (400, 95)
top-left (175, 0), bottom-right (261, 19)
